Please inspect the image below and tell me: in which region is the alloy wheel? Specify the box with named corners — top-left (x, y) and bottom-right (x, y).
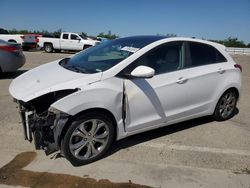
top-left (69, 119), bottom-right (110, 160)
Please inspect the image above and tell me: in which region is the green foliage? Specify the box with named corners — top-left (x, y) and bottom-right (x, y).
top-left (97, 31), bottom-right (119, 40)
top-left (210, 37), bottom-right (247, 48)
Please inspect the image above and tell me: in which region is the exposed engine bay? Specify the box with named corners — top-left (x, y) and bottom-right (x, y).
top-left (15, 89), bottom-right (77, 155)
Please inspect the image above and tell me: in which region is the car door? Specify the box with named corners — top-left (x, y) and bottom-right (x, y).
top-left (179, 41), bottom-right (229, 117)
top-left (122, 41), bottom-right (199, 132)
top-left (69, 34), bottom-right (82, 50)
top-left (60, 33), bottom-right (71, 50)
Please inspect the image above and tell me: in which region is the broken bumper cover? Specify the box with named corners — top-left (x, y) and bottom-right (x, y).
top-left (17, 101), bottom-right (70, 155)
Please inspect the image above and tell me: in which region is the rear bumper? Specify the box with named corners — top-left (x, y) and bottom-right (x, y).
top-left (22, 42), bottom-right (37, 49)
top-left (0, 53), bottom-right (25, 72)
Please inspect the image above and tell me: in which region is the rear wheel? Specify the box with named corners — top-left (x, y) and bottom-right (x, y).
top-left (44, 43), bottom-right (53, 53)
top-left (213, 89), bottom-right (238, 121)
top-left (61, 113), bottom-right (114, 166)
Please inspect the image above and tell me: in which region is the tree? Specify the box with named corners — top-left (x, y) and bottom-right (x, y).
top-left (210, 37), bottom-right (246, 48)
top-left (97, 31), bottom-right (119, 40)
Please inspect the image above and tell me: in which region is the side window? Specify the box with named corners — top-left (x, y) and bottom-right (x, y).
top-left (188, 42), bottom-right (227, 67)
top-left (71, 34), bottom-right (78, 40)
top-left (121, 42), bottom-right (184, 75)
top-left (62, 34), bottom-right (68, 39)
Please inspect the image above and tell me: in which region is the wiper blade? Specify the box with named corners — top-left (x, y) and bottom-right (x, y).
top-left (66, 65), bottom-right (87, 73)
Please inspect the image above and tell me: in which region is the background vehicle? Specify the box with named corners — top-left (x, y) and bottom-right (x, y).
top-left (38, 32), bottom-right (100, 53)
top-left (0, 29), bottom-right (39, 51)
top-left (0, 39), bottom-right (25, 74)
top-left (9, 36), bottom-right (242, 165)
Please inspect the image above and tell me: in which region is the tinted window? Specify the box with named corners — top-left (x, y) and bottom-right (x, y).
top-left (121, 42), bottom-right (183, 75)
top-left (62, 34), bottom-right (68, 39)
top-left (71, 34), bottom-right (78, 40)
top-left (188, 42), bottom-right (226, 67)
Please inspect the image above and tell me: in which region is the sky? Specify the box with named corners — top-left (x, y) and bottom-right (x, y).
top-left (0, 0), bottom-right (250, 43)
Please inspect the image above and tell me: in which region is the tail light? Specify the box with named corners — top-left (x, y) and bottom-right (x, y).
top-left (234, 64), bottom-right (242, 72)
top-left (35, 36), bottom-right (39, 43)
top-left (0, 46), bottom-right (19, 52)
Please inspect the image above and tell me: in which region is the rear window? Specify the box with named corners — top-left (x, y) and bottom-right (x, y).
top-left (188, 42), bottom-right (227, 67)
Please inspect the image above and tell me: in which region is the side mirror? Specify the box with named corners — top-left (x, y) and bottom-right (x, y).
top-left (130, 66), bottom-right (155, 78)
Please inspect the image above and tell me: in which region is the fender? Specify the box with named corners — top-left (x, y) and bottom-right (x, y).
top-left (50, 77), bottom-right (128, 141)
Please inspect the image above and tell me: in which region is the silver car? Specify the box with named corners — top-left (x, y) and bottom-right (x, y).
top-left (0, 39), bottom-right (25, 74)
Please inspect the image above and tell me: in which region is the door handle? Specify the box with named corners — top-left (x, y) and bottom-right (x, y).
top-left (218, 68), bottom-right (226, 74)
top-left (176, 77), bottom-right (188, 84)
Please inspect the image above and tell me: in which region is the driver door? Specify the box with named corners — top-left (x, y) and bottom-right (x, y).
top-left (123, 41), bottom-right (191, 132)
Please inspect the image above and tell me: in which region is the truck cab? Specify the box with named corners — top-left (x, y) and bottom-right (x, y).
top-left (60, 33), bottom-right (96, 51)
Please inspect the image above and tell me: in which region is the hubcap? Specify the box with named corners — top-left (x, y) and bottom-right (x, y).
top-left (45, 45), bottom-right (51, 52)
top-left (69, 119), bottom-right (109, 160)
top-left (219, 92), bottom-right (236, 118)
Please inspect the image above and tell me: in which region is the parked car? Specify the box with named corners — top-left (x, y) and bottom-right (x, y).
top-left (38, 32), bottom-right (100, 53)
top-left (0, 39), bottom-right (25, 74)
top-left (9, 36), bottom-right (242, 165)
top-left (0, 32), bottom-right (38, 51)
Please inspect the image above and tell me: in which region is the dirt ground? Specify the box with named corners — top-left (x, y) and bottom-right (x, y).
top-left (0, 52), bottom-right (249, 188)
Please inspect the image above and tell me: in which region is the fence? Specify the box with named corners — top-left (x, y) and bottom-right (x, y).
top-left (226, 47), bottom-right (250, 55)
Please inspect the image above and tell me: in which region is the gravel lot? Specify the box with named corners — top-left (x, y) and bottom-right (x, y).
top-left (0, 51), bottom-right (249, 188)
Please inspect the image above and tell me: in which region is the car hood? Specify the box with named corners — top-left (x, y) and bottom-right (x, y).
top-left (9, 59), bottom-right (102, 102)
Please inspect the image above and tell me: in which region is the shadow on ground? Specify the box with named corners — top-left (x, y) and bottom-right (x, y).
top-left (107, 108), bottom-right (239, 156)
top-left (108, 116), bottom-right (214, 156)
top-left (0, 70), bottom-right (28, 79)
top-left (0, 152), bottom-right (151, 188)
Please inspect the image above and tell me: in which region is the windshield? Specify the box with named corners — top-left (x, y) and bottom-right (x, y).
top-left (60, 36), bottom-right (166, 74)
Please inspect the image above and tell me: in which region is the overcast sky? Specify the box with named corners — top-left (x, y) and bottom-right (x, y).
top-left (1, 0), bottom-right (249, 43)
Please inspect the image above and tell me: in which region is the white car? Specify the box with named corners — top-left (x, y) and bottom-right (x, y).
top-left (9, 36), bottom-right (242, 165)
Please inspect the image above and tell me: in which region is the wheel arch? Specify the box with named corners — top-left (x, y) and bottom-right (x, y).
top-left (44, 42), bottom-right (53, 47)
top-left (8, 39), bottom-right (17, 43)
top-left (212, 86), bottom-right (240, 114)
top-left (58, 107), bottom-right (118, 149)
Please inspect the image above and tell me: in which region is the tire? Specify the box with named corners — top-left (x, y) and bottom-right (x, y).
top-left (44, 43), bottom-right (53, 53)
top-left (213, 89), bottom-right (238, 121)
top-left (61, 113), bottom-right (114, 166)
top-left (83, 45), bottom-right (92, 50)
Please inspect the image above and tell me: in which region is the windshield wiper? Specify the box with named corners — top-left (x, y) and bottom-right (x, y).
top-left (63, 64), bottom-right (88, 73)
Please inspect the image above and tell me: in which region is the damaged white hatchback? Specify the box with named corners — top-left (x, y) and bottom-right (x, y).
top-left (9, 36), bottom-right (242, 165)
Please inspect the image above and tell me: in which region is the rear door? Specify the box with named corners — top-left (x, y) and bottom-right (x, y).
top-left (181, 41), bottom-right (229, 117)
top-left (60, 33), bottom-right (71, 50)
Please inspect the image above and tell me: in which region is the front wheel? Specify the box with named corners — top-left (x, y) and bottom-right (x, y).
top-left (61, 113), bottom-right (114, 166)
top-left (213, 90), bottom-right (238, 121)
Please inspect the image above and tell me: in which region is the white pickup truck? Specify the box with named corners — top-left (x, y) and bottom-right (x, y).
top-left (38, 32), bottom-right (100, 53)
